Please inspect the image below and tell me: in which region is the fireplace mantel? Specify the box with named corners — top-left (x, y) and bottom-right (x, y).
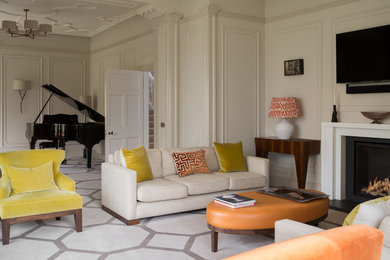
top-left (321, 122), bottom-right (390, 199)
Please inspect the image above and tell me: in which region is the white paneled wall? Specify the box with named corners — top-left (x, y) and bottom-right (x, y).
top-left (264, 0), bottom-right (390, 189)
top-left (2, 56), bottom-right (42, 149)
top-left (90, 45), bottom-right (153, 114)
top-left (0, 41), bottom-right (89, 156)
top-left (0, 35), bottom-right (89, 154)
top-left (178, 16), bottom-right (207, 147)
top-left (216, 16), bottom-right (264, 156)
top-left (176, 9), bottom-right (264, 154)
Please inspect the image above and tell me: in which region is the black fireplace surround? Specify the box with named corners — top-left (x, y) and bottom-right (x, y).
top-left (346, 136), bottom-right (390, 203)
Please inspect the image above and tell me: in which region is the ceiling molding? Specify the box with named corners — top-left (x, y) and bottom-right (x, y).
top-left (90, 15), bottom-right (147, 40)
top-left (265, 0), bottom-right (359, 23)
top-left (218, 11), bottom-right (265, 24)
top-left (80, 0), bottom-right (142, 8)
top-left (88, 10), bottom-right (139, 37)
top-left (90, 29), bottom-right (153, 54)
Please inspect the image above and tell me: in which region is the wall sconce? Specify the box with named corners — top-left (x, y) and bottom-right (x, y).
top-left (13, 79), bottom-right (31, 113)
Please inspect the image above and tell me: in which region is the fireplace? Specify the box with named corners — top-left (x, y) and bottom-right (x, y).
top-left (346, 136), bottom-right (390, 203)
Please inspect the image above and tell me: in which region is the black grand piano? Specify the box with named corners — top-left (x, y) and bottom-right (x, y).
top-left (26, 84), bottom-right (105, 169)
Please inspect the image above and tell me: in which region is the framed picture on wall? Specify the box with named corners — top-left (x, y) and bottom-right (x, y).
top-left (284, 59), bottom-right (304, 76)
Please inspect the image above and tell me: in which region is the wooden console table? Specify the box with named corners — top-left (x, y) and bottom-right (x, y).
top-left (255, 137), bottom-right (321, 189)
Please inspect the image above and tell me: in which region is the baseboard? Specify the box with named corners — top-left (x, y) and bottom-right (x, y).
top-left (102, 205), bottom-right (140, 225)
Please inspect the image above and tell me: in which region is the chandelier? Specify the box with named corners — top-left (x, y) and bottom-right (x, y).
top-left (1, 9), bottom-right (52, 39)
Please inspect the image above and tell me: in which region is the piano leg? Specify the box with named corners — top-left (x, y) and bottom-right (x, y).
top-left (86, 146), bottom-right (93, 169)
top-left (60, 140), bottom-right (67, 164)
top-left (30, 139), bottom-right (36, 149)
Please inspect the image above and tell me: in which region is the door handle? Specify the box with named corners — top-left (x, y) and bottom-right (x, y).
top-left (107, 131), bottom-right (114, 135)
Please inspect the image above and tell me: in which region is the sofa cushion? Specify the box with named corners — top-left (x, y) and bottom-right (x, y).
top-left (119, 149), bottom-right (162, 177)
top-left (146, 149), bottom-right (162, 178)
top-left (121, 146), bottom-right (154, 183)
top-left (164, 174), bottom-right (229, 195)
top-left (137, 178), bottom-right (187, 202)
top-left (202, 146), bottom-right (220, 172)
top-left (7, 161), bottom-right (59, 194)
top-left (213, 141), bottom-right (247, 172)
top-left (379, 215), bottom-right (390, 249)
top-left (0, 190), bottom-right (82, 219)
top-left (172, 150), bottom-right (210, 177)
top-left (213, 172), bottom-right (267, 190)
top-left (113, 150), bottom-right (122, 166)
top-left (343, 196), bottom-right (390, 227)
top-left (160, 147), bottom-right (201, 176)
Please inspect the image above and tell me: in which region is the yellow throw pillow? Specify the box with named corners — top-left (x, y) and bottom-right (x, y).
top-left (7, 161), bottom-right (59, 194)
top-left (121, 145), bottom-right (154, 182)
top-left (213, 141), bottom-right (247, 172)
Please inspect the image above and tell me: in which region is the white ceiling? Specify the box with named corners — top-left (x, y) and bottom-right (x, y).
top-left (0, 0), bottom-right (150, 37)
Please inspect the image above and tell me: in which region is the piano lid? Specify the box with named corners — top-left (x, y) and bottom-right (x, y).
top-left (42, 84), bottom-right (104, 123)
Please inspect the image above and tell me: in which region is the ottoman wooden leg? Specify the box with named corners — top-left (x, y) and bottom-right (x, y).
top-left (211, 230), bottom-right (218, 252)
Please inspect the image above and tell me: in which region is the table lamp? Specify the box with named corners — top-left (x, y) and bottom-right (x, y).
top-left (268, 97), bottom-right (301, 140)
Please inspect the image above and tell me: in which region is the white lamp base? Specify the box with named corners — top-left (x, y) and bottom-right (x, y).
top-left (275, 118), bottom-right (294, 139)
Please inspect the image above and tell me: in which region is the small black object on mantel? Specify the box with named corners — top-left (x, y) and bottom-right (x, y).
top-left (331, 105), bottom-right (338, 122)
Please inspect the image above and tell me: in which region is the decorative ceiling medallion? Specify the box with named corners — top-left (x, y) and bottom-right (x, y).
top-left (136, 4), bottom-right (169, 20)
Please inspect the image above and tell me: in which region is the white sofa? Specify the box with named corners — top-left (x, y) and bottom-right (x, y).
top-left (275, 219), bottom-right (390, 260)
top-left (101, 146), bottom-right (269, 224)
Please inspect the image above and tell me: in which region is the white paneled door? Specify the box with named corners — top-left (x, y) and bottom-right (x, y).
top-left (105, 70), bottom-right (149, 159)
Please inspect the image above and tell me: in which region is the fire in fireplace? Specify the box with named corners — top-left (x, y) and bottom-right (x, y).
top-left (346, 136), bottom-right (390, 203)
top-left (362, 177), bottom-right (390, 197)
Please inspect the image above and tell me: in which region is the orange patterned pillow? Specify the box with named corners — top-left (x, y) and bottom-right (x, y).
top-left (172, 150), bottom-right (211, 177)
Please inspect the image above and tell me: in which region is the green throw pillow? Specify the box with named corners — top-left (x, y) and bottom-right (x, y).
top-left (213, 141), bottom-right (247, 172)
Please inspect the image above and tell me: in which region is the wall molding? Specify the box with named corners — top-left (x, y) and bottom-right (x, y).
top-left (268, 20), bottom-right (323, 138)
top-left (219, 11), bottom-right (265, 24)
top-left (265, 0), bottom-right (358, 23)
top-left (0, 44), bottom-right (90, 56)
top-left (220, 25), bottom-right (260, 142)
top-left (2, 55), bottom-right (43, 147)
top-left (48, 57), bottom-right (86, 117)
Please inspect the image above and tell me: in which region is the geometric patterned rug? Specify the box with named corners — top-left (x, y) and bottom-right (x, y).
top-left (0, 157), bottom-right (347, 260)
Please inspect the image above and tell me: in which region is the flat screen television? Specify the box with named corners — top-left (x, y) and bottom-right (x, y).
top-left (336, 24), bottom-right (390, 83)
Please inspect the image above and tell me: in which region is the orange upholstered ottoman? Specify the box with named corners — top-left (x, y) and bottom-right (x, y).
top-left (206, 191), bottom-right (329, 252)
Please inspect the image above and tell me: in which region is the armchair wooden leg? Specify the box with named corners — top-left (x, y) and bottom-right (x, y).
top-left (74, 209), bottom-right (82, 232)
top-left (2, 219), bottom-right (11, 245)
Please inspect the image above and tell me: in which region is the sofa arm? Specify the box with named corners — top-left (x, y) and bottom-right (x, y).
top-left (275, 219), bottom-right (323, 242)
top-left (0, 176), bottom-right (11, 199)
top-left (102, 162), bottom-right (137, 220)
top-left (55, 172), bottom-right (76, 191)
top-left (246, 156), bottom-right (269, 180)
top-left (224, 224), bottom-right (384, 260)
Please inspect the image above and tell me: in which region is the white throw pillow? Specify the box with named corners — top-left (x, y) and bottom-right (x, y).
top-left (379, 215), bottom-right (390, 248)
top-left (352, 200), bottom-right (390, 228)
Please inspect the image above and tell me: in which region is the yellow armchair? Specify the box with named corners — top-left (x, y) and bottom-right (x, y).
top-left (0, 150), bottom-right (82, 245)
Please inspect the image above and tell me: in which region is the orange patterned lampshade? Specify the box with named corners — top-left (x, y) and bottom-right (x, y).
top-left (268, 97), bottom-right (301, 118)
